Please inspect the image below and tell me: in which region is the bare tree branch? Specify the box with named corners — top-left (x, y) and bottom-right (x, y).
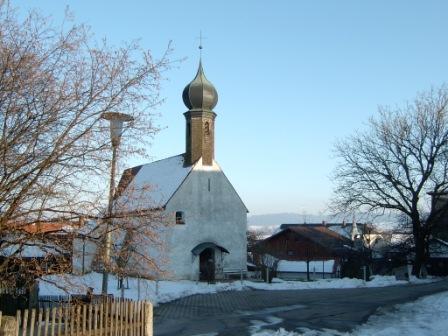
top-left (331, 85), bottom-right (448, 276)
top-left (0, 4), bottom-right (173, 287)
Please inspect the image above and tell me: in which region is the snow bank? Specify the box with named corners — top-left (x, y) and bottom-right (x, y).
top-left (251, 290), bottom-right (448, 335)
top-left (39, 272), bottom-right (244, 305)
top-left (244, 275), bottom-right (435, 291)
top-left (39, 272), bottom-right (438, 306)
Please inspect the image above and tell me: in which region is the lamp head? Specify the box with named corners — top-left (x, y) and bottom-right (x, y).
top-left (101, 112), bottom-right (134, 147)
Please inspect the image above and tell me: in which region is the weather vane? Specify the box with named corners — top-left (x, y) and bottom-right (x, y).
top-left (197, 31), bottom-right (206, 58)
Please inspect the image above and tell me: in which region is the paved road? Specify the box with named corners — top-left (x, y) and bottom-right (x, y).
top-left (154, 280), bottom-right (448, 336)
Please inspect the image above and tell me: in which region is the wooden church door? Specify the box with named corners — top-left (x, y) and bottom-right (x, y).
top-left (199, 248), bottom-right (215, 282)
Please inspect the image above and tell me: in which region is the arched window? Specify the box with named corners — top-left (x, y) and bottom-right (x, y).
top-left (204, 121), bottom-right (210, 136)
top-left (186, 121), bottom-right (191, 139)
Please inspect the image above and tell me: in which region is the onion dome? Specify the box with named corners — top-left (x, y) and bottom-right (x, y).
top-left (182, 60), bottom-right (218, 111)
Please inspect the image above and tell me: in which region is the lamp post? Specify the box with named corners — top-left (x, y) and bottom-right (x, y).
top-left (101, 112), bottom-right (134, 295)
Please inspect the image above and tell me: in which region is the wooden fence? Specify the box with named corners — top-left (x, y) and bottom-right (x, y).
top-left (0, 300), bottom-right (153, 336)
top-left (37, 295), bottom-right (114, 310)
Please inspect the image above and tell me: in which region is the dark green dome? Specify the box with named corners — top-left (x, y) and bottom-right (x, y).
top-left (182, 61), bottom-right (218, 111)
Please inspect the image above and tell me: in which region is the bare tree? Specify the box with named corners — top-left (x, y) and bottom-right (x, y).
top-left (0, 4), bottom-right (172, 286)
top-left (248, 230), bottom-right (279, 282)
top-left (332, 85), bottom-right (448, 276)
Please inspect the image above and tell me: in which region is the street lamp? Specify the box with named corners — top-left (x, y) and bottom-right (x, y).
top-left (101, 112), bottom-right (134, 295)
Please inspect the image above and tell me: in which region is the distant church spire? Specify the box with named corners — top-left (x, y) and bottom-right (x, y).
top-left (182, 56), bottom-right (218, 166)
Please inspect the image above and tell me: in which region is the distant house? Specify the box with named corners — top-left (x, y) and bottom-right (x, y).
top-left (367, 230), bottom-right (448, 276)
top-left (256, 225), bottom-right (354, 279)
top-left (427, 238), bottom-right (448, 276)
top-left (0, 220), bottom-right (76, 301)
top-left (280, 222), bottom-right (379, 245)
top-left (429, 192), bottom-right (448, 241)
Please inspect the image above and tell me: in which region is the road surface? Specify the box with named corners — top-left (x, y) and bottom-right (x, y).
top-left (155, 280), bottom-right (448, 336)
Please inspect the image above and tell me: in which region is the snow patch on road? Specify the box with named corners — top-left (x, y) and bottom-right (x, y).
top-left (250, 316), bottom-right (284, 335)
top-left (251, 290), bottom-right (448, 336)
top-left (238, 304), bottom-right (305, 316)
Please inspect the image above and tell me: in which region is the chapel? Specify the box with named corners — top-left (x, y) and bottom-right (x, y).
top-left (116, 60), bottom-right (248, 281)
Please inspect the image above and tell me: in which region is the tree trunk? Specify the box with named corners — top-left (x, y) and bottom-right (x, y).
top-left (414, 237), bottom-right (426, 277)
top-left (412, 217), bottom-right (427, 278)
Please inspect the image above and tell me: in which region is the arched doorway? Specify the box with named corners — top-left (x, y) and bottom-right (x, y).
top-left (192, 242), bottom-right (229, 282)
top-left (199, 248), bottom-right (215, 282)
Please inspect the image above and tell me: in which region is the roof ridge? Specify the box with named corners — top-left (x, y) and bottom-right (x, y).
top-left (139, 153), bottom-right (185, 167)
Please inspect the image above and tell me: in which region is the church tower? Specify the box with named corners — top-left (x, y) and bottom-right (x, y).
top-left (182, 60), bottom-right (218, 166)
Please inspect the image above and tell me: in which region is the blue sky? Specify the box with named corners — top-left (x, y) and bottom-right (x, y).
top-left (14, 1), bottom-right (448, 215)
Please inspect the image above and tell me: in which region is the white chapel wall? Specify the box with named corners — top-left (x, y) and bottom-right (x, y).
top-left (163, 166), bottom-right (247, 280)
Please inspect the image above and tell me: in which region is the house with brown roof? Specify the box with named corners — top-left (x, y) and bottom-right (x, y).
top-left (0, 219), bottom-right (77, 288)
top-left (256, 225), bottom-right (355, 279)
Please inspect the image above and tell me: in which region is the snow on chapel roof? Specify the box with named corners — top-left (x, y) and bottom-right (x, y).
top-left (116, 154), bottom-right (193, 208)
top-left (115, 154), bottom-right (248, 212)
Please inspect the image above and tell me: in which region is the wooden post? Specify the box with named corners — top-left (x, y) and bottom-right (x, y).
top-left (70, 306), bottom-right (75, 336)
top-left (143, 303), bottom-right (152, 336)
top-left (110, 301), bottom-right (115, 336)
top-left (125, 301), bottom-right (130, 336)
top-left (75, 306), bottom-right (81, 336)
top-left (116, 300), bottom-right (120, 336)
top-left (136, 301), bottom-right (140, 336)
top-left (63, 306), bottom-right (69, 336)
top-left (99, 304), bottom-right (104, 336)
top-left (51, 308), bottom-right (56, 336)
top-left (87, 304), bottom-right (92, 336)
top-left (29, 309), bottom-right (36, 336)
top-left (44, 308), bottom-right (50, 336)
top-left (36, 310), bottom-right (43, 336)
top-left (0, 316), bottom-right (18, 336)
top-left (21, 309), bottom-right (28, 336)
top-left (15, 311), bottom-right (20, 336)
top-left (119, 301), bottom-right (123, 336)
top-left (137, 301), bottom-right (142, 336)
top-left (104, 301), bottom-right (108, 336)
top-left (57, 307), bottom-right (62, 336)
top-left (93, 305), bottom-right (98, 336)
top-left (129, 302), bottom-right (134, 336)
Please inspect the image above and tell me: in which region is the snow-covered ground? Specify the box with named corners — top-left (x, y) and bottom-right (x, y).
top-left (39, 272), bottom-right (243, 304)
top-left (251, 290), bottom-right (448, 336)
top-left (39, 272), bottom-right (437, 306)
top-left (245, 275), bottom-right (435, 291)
